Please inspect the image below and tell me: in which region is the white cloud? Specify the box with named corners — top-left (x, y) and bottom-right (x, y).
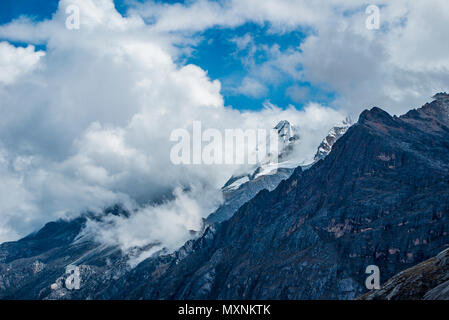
top-left (286, 85), bottom-right (309, 103)
top-left (131, 0), bottom-right (343, 33)
top-left (228, 38), bottom-right (304, 99)
top-left (294, 0), bottom-right (449, 116)
top-left (0, 42), bottom-right (45, 85)
top-left (236, 77), bottom-right (267, 98)
top-left (83, 184), bottom-right (223, 266)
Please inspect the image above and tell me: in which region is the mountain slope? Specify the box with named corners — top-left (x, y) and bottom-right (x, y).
top-left (360, 247), bottom-right (449, 300)
top-left (206, 168), bottom-right (294, 224)
top-left (97, 95), bottom-right (449, 300)
top-left (0, 206), bottom-right (131, 299)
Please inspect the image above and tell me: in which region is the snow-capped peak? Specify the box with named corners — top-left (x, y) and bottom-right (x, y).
top-left (223, 120), bottom-right (300, 191)
top-left (313, 117), bottom-right (353, 161)
top-left (274, 120), bottom-right (300, 144)
top-left (273, 120), bottom-right (300, 161)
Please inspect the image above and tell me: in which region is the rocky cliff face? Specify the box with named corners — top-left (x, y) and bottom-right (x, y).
top-left (2, 96), bottom-right (449, 300)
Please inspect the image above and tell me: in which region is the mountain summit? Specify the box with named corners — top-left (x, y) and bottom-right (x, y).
top-left (432, 92), bottom-right (449, 102)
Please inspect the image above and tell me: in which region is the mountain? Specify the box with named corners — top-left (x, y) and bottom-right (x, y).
top-left (83, 94), bottom-right (449, 300)
top-left (0, 206), bottom-right (131, 299)
top-left (3, 94), bottom-right (449, 300)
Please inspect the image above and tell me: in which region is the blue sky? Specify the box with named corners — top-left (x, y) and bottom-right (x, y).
top-left (0, 0), bottom-right (335, 111)
top-left (184, 22), bottom-right (335, 110)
